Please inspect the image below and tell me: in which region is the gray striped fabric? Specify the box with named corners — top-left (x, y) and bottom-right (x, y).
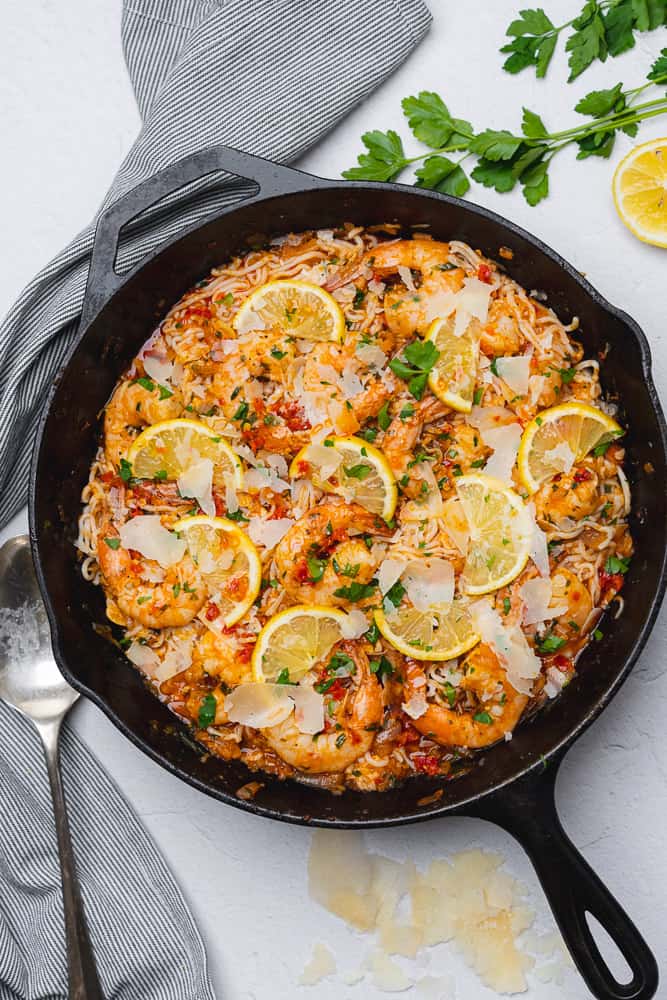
top-left (0, 0), bottom-right (432, 529)
top-left (0, 2), bottom-right (431, 996)
top-left (0, 705), bottom-right (216, 1000)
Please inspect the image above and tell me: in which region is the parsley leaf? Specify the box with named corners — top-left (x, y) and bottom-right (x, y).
top-left (648, 47), bottom-right (667, 82)
top-left (342, 130), bottom-right (408, 182)
top-left (119, 458), bottom-right (133, 483)
top-left (402, 92), bottom-right (473, 149)
top-left (566, 3), bottom-right (607, 82)
top-left (537, 632), bottom-right (567, 654)
top-left (198, 693), bottom-right (216, 728)
top-left (469, 130), bottom-right (524, 161)
top-left (306, 556), bottom-right (327, 582)
top-left (344, 463), bottom-right (372, 480)
top-left (377, 400), bottom-right (392, 431)
top-left (333, 581), bottom-right (377, 602)
top-left (473, 711), bottom-right (493, 724)
top-left (415, 155), bottom-right (470, 197)
top-left (522, 107), bottom-right (548, 137)
top-left (389, 340), bottom-right (440, 400)
top-left (605, 554), bottom-right (630, 574)
top-left (370, 655), bottom-right (394, 681)
top-left (575, 81), bottom-right (624, 117)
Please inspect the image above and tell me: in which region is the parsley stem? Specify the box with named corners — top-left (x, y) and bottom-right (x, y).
top-left (543, 97), bottom-right (667, 142)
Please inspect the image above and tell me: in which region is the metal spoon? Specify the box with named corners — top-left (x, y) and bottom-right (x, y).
top-left (0, 535), bottom-right (104, 999)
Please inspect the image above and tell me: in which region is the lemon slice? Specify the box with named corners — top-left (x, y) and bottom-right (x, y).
top-left (126, 418), bottom-right (244, 488)
top-left (173, 515), bottom-right (261, 628)
top-left (289, 435), bottom-right (397, 520)
top-left (374, 599), bottom-right (479, 662)
top-left (456, 474), bottom-right (531, 595)
top-left (517, 402), bottom-right (622, 494)
top-left (233, 280), bottom-right (344, 343)
top-left (612, 138), bottom-right (667, 248)
top-left (425, 316), bottom-right (478, 413)
top-left (251, 605), bottom-right (349, 683)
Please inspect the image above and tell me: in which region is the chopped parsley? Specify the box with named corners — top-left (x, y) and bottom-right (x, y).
top-left (473, 711), bottom-right (493, 725)
top-left (605, 554), bottom-right (630, 575)
top-left (226, 509), bottom-right (249, 522)
top-left (158, 384), bottom-right (173, 400)
top-left (377, 400), bottom-right (392, 431)
top-left (306, 556), bottom-right (327, 582)
top-left (383, 579), bottom-right (406, 611)
top-left (133, 376), bottom-right (155, 392)
top-left (119, 458), bottom-right (133, 483)
top-left (198, 693), bottom-right (217, 728)
top-left (345, 463), bottom-right (371, 480)
top-left (232, 401), bottom-right (249, 422)
top-left (333, 580), bottom-right (377, 602)
top-left (537, 632), bottom-right (566, 654)
top-left (104, 537), bottom-right (120, 550)
top-left (370, 655), bottom-right (394, 681)
top-left (353, 288), bottom-right (366, 308)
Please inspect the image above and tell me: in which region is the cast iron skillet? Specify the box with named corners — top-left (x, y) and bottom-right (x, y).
top-left (30, 146), bottom-right (666, 999)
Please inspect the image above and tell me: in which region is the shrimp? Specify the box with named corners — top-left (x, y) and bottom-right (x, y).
top-left (383, 396), bottom-right (449, 487)
top-left (534, 465), bottom-right (600, 527)
top-left (211, 328), bottom-right (297, 418)
top-left (191, 628), bottom-right (254, 688)
top-left (403, 644), bottom-right (528, 749)
top-left (263, 641), bottom-right (383, 772)
top-left (549, 569), bottom-right (593, 653)
top-left (479, 300), bottom-right (524, 357)
top-left (368, 239), bottom-right (465, 339)
top-left (300, 342), bottom-right (394, 435)
top-left (97, 523), bottom-right (205, 628)
top-left (104, 379), bottom-right (182, 467)
top-left (273, 500), bottom-right (389, 606)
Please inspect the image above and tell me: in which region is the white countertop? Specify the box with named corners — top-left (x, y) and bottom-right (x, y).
top-left (1, 2), bottom-right (666, 997)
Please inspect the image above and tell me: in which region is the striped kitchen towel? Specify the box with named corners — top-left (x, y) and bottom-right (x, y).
top-left (0, 699), bottom-right (215, 1000)
top-left (0, 0), bottom-right (431, 529)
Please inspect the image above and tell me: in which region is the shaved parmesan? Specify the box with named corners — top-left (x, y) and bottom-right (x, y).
top-left (369, 951), bottom-right (413, 992)
top-left (304, 441), bottom-right (343, 481)
top-left (154, 636), bottom-right (194, 683)
top-left (368, 278), bottom-right (386, 296)
top-left (494, 355), bottom-right (530, 396)
top-left (126, 641), bottom-right (159, 672)
top-left (424, 289), bottom-right (457, 325)
top-left (378, 558), bottom-right (408, 595)
top-left (520, 578), bottom-right (567, 626)
top-left (403, 559), bottom-right (454, 611)
top-left (341, 359), bottom-right (364, 398)
top-left (441, 497), bottom-right (470, 554)
top-left (482, 423), bottom-right (522, 485)
top-left (247, 517), bottom-right (294, 550)
top-left (118, 515), bottom-right (186, 567)
top-left (413, 461), bottom-right (444, 516)
top-left (470, 599), bottom-right (540, 695)
top-left (225, 683), bottom-right (294, 728)
top-left (224, 682), bottom-right (324, 733)
top-left (291, 685), bottom-right (324, 734)
top-left (299, 943), bottom-right (336, 986)
top-left (224, 474), bottom-right (239, 514)
top-left (527, 502), bottom-right (550, 577)
top-left (398, 265), bottom-right (416, 292)
top-left (545, 665), bottom-right (567, 699)
top-left (356, 342), bottom-right (387, 369)
top-left (142, 353), bottom-right (174, 386)
top-left (453, 277), bottom-right (493, 336)
top-left (234, 307), bottom-right (266, 335)
top-left (529, 374), bottom-right (545, 405)
top-left (543, 441), bottom-right (575, 474)
top-left (468, 404), bottom-right (515, 433)
top-left (402, 691), bottom-right (428, 720)
top-left (177, 458), bottom-right (215, 517)
top-left (341, 608), bottom-right (369, 639)
top-left (244, 466), bottom-right (290, 493)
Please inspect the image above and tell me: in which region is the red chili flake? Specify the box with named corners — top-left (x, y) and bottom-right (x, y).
top-left (413, 754), bottom-right (440, 776)
top-left (238, 644), bottom-right (253, 663)
top-left (101, 471), bottom-right (120, 485)
top-left (295, 559), bottom-right (312, 584)
top-left (573, 467), bottom-right (593, 483)
top-left (598, 567), bottom-right (624, 594)
top-left (328, 679), bottom-right (347, 702)
top-left (213, 492), bottom-right (226, 517)
top-left (205, 602), bottom-right (220, 621)
top-left (294, 459), bottom-right (311, 478)
top-left (477, 263), bottom-right (493, 284)
top-left (224, 576), bottom-right (248, 600)
top-left (274, 400), bottom-right (311, 431)
top-left (553, 654), bottom-right (573, 672)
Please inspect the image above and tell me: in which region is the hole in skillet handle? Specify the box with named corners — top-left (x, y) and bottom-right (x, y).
top-left (79, 144), bottom-right (321, 331)
top-left (460, 756), bottom-right (658, 1000)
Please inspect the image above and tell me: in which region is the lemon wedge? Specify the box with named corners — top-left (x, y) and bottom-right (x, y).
top-left (251, 605), bottom-right (349, 683)
top-left (517, 402), bottom-right (622, 494)
top-left (612, 138), bottom-right (667, 248)
top-left (374, 600), bottom-right (479, 662)
top-left (233, 280), bottom-right (344, 343)
top-left (425, 316), bottom-right (478, 413)
top-left (173, 515), bottom-right (261, 628)
top-left (290, 435), bottom-right (397, 520)
top-left (456, 474), bottom-right (532, 595)
top-left (126, 418), bottom-right (244, 488)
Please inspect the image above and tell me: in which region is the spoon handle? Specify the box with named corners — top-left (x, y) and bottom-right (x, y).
top-left (38, 720), bottom-right (105, 1000)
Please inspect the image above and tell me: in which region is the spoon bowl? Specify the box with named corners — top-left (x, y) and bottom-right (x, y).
top-left (0, 536), bottom-right (78, 724)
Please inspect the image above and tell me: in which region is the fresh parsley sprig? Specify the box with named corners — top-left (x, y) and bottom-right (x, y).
top-left (501, 1), bottom-right (667, 81)
top-left (389, 339), bottom-right (440, 399)
top-left (343, 50), bottom-right (667, 206)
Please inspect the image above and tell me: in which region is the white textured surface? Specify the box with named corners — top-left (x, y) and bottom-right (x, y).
top-left (1, 1), bottom-right (666, 997)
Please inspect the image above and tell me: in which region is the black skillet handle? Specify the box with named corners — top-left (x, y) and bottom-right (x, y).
top-left (465, 758), bottom-right (658, 999)
top-left (80, 145), bottom-right (320, 329)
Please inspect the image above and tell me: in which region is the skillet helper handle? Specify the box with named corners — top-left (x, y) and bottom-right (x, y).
top-left (81, 145), bottom-right (319, 329)
top-left (469, 762), bottom-right (658, 1000)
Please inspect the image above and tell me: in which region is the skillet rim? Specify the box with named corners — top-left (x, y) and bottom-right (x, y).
top-left (28, 172), bottom-right (667, 827)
